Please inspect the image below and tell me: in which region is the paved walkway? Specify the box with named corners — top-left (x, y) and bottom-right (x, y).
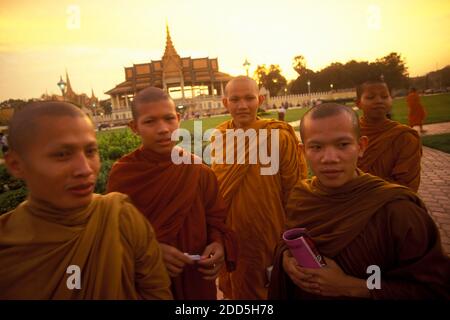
top-left (289, 120), bottom-right (450, 255)
top-left (418, 147), bottom-right (450, 255)
top-left (411, 122), bottom-right (450, 136)
top-left (289, 120), bottom-right (450, 140)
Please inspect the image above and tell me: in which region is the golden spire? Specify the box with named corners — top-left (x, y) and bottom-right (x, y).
top-left (163, 22), bottom-right (180, 58)
top-left (65, 69), bottom-right (75, 96)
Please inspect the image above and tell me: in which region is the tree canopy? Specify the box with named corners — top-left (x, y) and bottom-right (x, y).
top-left (289, 52), bottom-right (409, 94)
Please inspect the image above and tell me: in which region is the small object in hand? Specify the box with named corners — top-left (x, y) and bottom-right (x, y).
top-left (283, 228), bottom-right (326, 269)
top-left (184, 253), bottom-right (201, 261)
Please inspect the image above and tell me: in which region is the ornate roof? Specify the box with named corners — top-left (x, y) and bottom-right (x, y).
top-left (105, 25), bottom-right (232, 96)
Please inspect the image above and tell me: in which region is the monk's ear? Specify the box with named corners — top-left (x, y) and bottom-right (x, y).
top-left (258, 95), bottom-right (265, 106)
top-left (358, 136), bottom-right (369, 157)
top-left (222, 97), bottom-right (229, 110)
top-left (128, 120), bottom-right (139, 135)
top-left (4, 151), bottom-right (25, 180)
top-left (299, 142), bottom-right (305, 154)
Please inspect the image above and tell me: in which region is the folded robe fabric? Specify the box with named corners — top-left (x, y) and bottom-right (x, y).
top-left (268, 171), bottom-right (450, 299)
top-left (358, 117), bottom-right (422, 192)
top-left (107, 147), bottom-right (237, 300)
top-left (0, 192), bottom-right (173, 299)
top-left (211, 118), bottom-right (307, 299)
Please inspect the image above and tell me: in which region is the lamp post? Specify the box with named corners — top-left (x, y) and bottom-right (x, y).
top-left (57, 76), bottom-right (66, 100)
top-left (92, 102), bottom-right (97, 129)
top-left (243, 58), bottom-right (251, 77)
top-left (177, 105), bottom-right (186, 119)
top-left (307, 80), bottom-right (311, 106)
top-left (284, 87), bottom-right (288, 107)
top-left (330, 83), bottom-right (334, 91)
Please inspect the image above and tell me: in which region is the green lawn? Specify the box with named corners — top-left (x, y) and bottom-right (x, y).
top-left (421, 133), bottom-right (450, 154)
top-left (96, 93), bottom-right (450, 135)
top-left (281, 93), bottom-right (450, 125)
top-left (179, 111), bottom-right (280, 132)
top-left (391, 93), bottom-right (450, 125)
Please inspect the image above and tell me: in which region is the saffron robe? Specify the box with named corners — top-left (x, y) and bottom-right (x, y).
top-left (406, 91), bottom-right (427, 127)
top-left (268, 172), bottom-right (450, 299)
top-left (358, 118), bottom-right (422, 192)
top-left (0, 192), bottom-right (173, 299)
top-left (107, 147), bottom-right (237, 300)
top-left (211, 118), bottom-right (307, 299)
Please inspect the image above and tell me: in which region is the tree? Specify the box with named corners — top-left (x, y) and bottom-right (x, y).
top-left (289, 69), bottom-right (316, 94)
top-left (253, 64), bottom-right (287, 96)
top-left (293, 55), bottom-right (308, 77)
top-left (254, 64), bottom-right (269, 88)
top-left (289, 52), bottom-right (409, 94)
top-left (99, 99), bottom-right (112, 115)
top-left (374, 52), bottom-right (409, 89)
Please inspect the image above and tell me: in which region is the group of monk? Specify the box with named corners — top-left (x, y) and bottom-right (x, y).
top-left (0, 75), bottom-right (448, 300)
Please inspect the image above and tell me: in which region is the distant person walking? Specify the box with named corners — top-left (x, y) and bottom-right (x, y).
top-left (0, 132), bottom-right (8, 155)
top-left (278, 105), bottom-right (286, 121)
top-left (406, 88), bottom-right (427, 133)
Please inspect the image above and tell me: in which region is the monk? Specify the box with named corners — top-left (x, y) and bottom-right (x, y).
top-left (211, 76), bottom-right (308, 299)
top-left (0, 101), bottom-right (172, 299)
top-left (406, 87), bottom-right (427, 132)
top-left (268, 103), bottom-right (450, 299)
top-left (357, 79), bottom-right (422, 192)
top-left (107, 87), bottom-right (237, 300)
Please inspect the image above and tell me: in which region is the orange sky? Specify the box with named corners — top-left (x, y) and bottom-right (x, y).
top-left (0, 0), bottom-right (449, 101)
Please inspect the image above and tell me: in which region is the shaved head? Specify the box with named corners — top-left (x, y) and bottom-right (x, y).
top-left (8, 101), bottom-right (91, 155)
top-left (132, 87), bottom-right (173, 120)
top-left (224, 76), bottom-right (259, 97)
top-left (356, 78), bottom-right (389, 101)
top-left (300, 103), bottom-right (360, 141)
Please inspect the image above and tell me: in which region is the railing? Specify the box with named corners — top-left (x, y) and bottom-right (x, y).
top-left (269, 88), bottom-right (356, 106)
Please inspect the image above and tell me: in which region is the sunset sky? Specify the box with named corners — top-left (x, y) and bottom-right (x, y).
top-left (1, 0), bottom-right (449, 101)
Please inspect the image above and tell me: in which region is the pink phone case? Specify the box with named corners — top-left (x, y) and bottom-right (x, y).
top-left (282, 228), bottom-right (326, 269)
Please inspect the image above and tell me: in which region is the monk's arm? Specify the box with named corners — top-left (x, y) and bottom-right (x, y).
top-left (391, 132), bottom-right (422, 192)
top-left (120, 201), bottom-right (173, 300)
top-left (370, 200), bottom-right (450, 299)
top-left (201, 167), bottom-right (237, 271)
top-left (201, 167), bottom-right (227, 245)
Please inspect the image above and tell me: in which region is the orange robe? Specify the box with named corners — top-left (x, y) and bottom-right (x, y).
top-left (107, 147), bottom-right (237, 300)
top-left (358, 118), bottom-right (422, 192)
top-left (211, 118), bottom-right (307, 299)
top-left (0, 193), bottom-right (173, 299)
top-left (269, 171), bottom-right (450, 299)
top-left (406, 91), bottom-right (427, 127)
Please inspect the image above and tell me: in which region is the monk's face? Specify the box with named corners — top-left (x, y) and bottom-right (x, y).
top-left (5, 116), bottom-right (100, 210)
top-left (130, 99), bottom-right (180, 154)
top-left (223, 79), bottom-right (264, 128)
top-left (302, 113), bottom-right (368, 188)
top-left (357, 83), bottom-right (392, 122)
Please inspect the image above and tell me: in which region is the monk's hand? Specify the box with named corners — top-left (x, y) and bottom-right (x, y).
top-left (159, 243), bottom-right (194, 278)
top-left (197, 242), bottom-right (225, 281)
top-left (282, 250), bottom-right (316, 291)
top-left (297, 257), bottom-right (367, 297)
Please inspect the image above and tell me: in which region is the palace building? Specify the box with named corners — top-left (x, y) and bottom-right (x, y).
top-left (105, 25), bottom-right (234, 123)
top-left (42, 71), bottom-right (100, 120)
